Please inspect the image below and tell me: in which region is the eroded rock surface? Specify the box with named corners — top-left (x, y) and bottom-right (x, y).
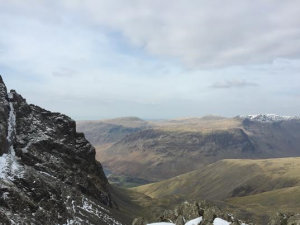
top-left (0, 76), bottom-right (123, 224)
top-left (268, 212), bottom-right (300, 225)
top-left (138, 201), bottom-right (250, 225)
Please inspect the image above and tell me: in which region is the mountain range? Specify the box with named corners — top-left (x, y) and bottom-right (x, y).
top-left (1, 75), bottom-right (299, 225)
top-left (78, 115), bottom-right (300, 182)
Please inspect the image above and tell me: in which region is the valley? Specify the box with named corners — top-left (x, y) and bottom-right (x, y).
top-left (2, 1), bottom-right (300, 224)
top-left (75, 113), bottom-right (300, 224)
top-left (1, 75), bottom-right (299, 225)
top-left (78, 115), bottom-right (300, 184)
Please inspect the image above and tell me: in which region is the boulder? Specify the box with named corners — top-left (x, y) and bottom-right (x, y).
top-left (268, 213), bottom-right (288, 225)
top-left (202, 206), bottom-right (224, 223)
top-left (287, 214), bottom-right (300, 225)
top-left (174, 201), bottom-right (201, 221)
top-left (158, 209), bottom-right (178, 222)
top-left (133, 217), bottom-right (148, 225)
top-left (175, 215), bottom-right (185, 225)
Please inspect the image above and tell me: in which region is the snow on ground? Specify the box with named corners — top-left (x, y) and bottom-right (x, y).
top-left (0, 154), bottom-right (23, 180)
top-left (147, 223), bottom-right (175, 225)
top-left (186, 217), bottom-right (202, 225)
top-left (0, 96), bottom-right (23, 181)
top-left (147, 217), bottom-right (237, 225)
top-left (7, 98), bottom-right (16, 156)
top-left (213, 218), bottom-right (231, 225)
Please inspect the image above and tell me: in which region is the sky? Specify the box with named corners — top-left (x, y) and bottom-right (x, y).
top-left (1, 0), bottom-right (300, 120)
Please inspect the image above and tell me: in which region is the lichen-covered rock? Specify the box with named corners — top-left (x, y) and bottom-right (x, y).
top-left (175, 215), bottom-right (185, 225)
top-left (175, 201), bottom-right (201, 221)
top-left (287, 214), bottom-right (300, 225)
top-left (132, 217), bottom-right (148, 225)
top-left (267, 212), bottom-right (300, 225)
top-left (0, 76), bottom-right (123, 224)
top-left (158, 209), bottom-right (178, 222)
top-left (140, 201), bottom-right (250, 225)
top-left (268, 213), bottom-right (288, 225)
top-left (202, 206), bottom-right (224, 223)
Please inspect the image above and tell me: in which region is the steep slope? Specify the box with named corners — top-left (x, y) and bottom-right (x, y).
top-left (101, 128), bottom-right (257, 181)
top-left (0, 76), bottom-right (125, 224)
top-left (133, 158), bottom-right (300, 200)
top-left (95, 115), bottom-right (300, 182)
top-left (242, 118), bottom-right (300, 157)
top-left (76, 117), bottom-right (150, 146)
top-left (227, 186), bottom-right (300, 216)
top-left (132, 157), bottom-right (300, 224)
top-left (0, 76), bottom-right (9, 155)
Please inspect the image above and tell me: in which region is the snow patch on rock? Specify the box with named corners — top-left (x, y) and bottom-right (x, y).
top-left (0, 154), bottom-right (24, 181)
top-left (147, 217), bottom-right (247, 225)
top-left (239, 114), bottom-right (300, 123)
top-left (7, 93), bottom-right (16, 156)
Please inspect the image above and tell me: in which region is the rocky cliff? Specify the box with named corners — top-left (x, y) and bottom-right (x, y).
top-left (0, 76), bottom-right (123, 224)
top-left (133, 201), bottom-right (300, 225)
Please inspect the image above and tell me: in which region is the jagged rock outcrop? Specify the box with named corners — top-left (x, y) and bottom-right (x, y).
top-left (135, 201), bottom-right (251, 225)
top-left (132, 217), bottom-right (148, 225)
top-left (0, 76), bottom-right (123, 224)
top-left (268, 212), bottom-right (300, 225)
top-left (0, 76), bottom-right (9, 156)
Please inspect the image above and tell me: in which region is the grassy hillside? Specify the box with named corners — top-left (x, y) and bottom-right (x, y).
top-left (228, 186), bottom-right (300, 214)
top-left (151, 117), bottom-right (242, 133)
top-left (111, 186), bottom-right (185, 222)
top-left (133, 158), bottom-right (300, 199)
top-left (127, 157), bottom-right (300, 224)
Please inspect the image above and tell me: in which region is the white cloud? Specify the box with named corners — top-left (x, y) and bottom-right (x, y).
top-left (2, 0), bottom-right (300, 67)
top-left (73, 0), bottom-right (300, 67)
top-left (211, 79), bottom-right (258, 89)
top-left (1, 0), bottom-right (300, 119)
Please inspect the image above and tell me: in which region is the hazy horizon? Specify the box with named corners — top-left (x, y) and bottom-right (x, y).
top-left (1, 1), bottom-right (300, 120)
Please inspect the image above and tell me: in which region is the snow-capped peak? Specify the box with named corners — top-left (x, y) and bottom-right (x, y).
top-left (239, 114), bottom-right (300, 123)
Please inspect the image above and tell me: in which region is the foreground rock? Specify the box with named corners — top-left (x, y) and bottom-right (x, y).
top-left (134, 201), bottom-right (251, 225)
top-left (268, 212), bottom-right (300, 225)
top-left (0, 76), bottom-right (123, 224)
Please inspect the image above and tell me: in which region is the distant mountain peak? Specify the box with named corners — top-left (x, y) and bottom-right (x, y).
top-left (239, 114), bottom-right (300, 123)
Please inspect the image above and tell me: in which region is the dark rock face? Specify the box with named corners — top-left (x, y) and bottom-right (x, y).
top-left (0, 76), bottom-right (9, 155)
top-left (0, 76), bottom-right (123, 224)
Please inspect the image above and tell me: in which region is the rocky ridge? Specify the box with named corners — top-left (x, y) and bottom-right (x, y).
top-left (0, 76), bottom-right (123, 224)
top-left (268, 212), bottom-right (300, 225)
top-left (132, 201), bottom-right (250, 225)
top-left (133, 201), bottom-right (300, 225)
